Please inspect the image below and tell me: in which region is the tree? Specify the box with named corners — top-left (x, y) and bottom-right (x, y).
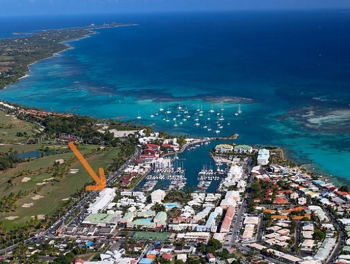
top-left (152, 202), bottom-right (165, 213)
top-left (207, 239), bottom-right (222, 250)
top-left (313, 229), bottom-right (326, 241)
top-left (178, 135), bottom-right (187, 146)
top-left (186, 257), bottom-right (201, 264)
top-left (339, 185), bottom-right (349, 192)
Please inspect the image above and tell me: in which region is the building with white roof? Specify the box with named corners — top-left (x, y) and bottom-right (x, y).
top-left (88, 188), bottom-right (116, 214)
top-left (151, 189), bottom-right (166, 204)
top-left (308, 206), bottom-right (329, 222)
top-left (314, 237), bottom-right (336, 262)
top-left (257, 148), bottom-right (270, 165)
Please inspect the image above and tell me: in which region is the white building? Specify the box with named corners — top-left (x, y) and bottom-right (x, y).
top-left (215, 144), bottom-right (233, 153)
top-left (257, 148), bottom-right (270, 165)
top-left (222, 165), bottom-right (243, 188)
top-left (234, 144), bottom-right (253, 154)
top-left (88, 188), bottom-right (116, 214)
top-left (151, 189), bottom-right (166, 204)
top-left (298, 197), bottom-right (307, 205)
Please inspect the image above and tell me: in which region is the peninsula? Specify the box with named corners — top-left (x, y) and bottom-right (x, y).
top-left (0, 23), bottom-right (130, 90)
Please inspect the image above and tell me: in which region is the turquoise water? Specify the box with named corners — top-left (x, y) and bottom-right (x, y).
top-left (0, 11), bottom-right (350, 185)
top-left (164, 203), bottom-right (181, 209)
top-left (137, 218), bottom-right (152, 223)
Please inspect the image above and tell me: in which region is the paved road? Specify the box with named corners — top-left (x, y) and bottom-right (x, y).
top-left (325, 208), bottom-right (346, 264)
top-left (225, 158), bottom-right (253, 247)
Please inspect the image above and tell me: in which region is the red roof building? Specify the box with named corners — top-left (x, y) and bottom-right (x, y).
top-left (146, 144), bottom-right (160, 151)
top-left (274, 196), bottom-right (289, 205)
top-left (161, 253), bottom-right (173, 260)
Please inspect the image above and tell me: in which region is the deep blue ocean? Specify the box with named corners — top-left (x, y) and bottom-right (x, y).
top-left (0, 11), bottom-right (350, 185)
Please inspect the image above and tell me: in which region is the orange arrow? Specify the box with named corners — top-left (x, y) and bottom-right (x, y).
top-left (68, 142), bottom-right (106, 191)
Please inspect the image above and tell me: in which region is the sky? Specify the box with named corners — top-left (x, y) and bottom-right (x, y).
top-left (0, 0), bottom-right (350, 16)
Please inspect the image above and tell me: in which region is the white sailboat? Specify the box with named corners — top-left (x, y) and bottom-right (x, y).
top-left (235, 104), bottom-right (242, 116)
top-left (159, 103), bottom-right (164, 112)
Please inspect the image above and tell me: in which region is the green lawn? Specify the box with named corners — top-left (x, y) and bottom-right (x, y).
top-left (133, 231), bottom-right (171, 241)
top-left (0, 111), bottom-right (39, 144)
top-left (0, 56), bottom-right (13, 62)
top-left (0, 145), bottom-right (121, 229)
top-left (0, 144), bottom-right (41, 153)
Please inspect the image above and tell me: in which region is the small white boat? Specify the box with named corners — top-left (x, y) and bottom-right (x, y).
top-left (235, 104), bottom-right (242, 116)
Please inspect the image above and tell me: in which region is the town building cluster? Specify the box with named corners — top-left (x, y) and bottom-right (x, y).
top-left (4, 129), bottom-right (348, 264)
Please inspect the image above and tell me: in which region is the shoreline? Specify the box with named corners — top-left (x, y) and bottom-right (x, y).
top-left (0, 98), bottom-right (348, 189)
top-left (0, 25), bottom-right (348, 189)
top-left (0, 23), bottom-right (134, 91)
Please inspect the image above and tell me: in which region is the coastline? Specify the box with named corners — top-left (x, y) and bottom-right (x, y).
top-left (281, 145), bottom-right (350, 187)
top-left (0, 24), bottom-right (348, 190)
top-left (0, 23), bottom-right (134, 91)
top-left (1, 97), bottom-right (348, 189)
